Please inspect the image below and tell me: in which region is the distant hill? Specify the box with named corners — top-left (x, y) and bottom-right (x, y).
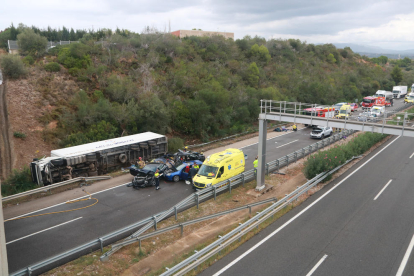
top-left (332, 43), bottom-right (414, 59)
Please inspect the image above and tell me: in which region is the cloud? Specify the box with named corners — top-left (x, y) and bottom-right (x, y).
top-left (1, 0), bottom-right (414, 50)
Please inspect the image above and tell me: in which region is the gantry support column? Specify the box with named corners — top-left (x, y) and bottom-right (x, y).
top-left (255, 119), bottom-right (267, 191)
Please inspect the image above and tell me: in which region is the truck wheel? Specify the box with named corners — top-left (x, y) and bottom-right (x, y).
top-left (119, 154), bottom-right (127, 163)
top-left (173, 175), bottom-right (180, 182)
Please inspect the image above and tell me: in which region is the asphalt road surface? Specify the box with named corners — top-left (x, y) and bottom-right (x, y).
top-left (199, 135), bottom-right (414, 276)
top-left (5, 127), bottom-right (316, 273)
top-left (5, 99), bottom-right (408, 273)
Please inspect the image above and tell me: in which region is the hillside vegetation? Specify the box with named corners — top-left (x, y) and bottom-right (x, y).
top-left (1, 24), bottom-right (414, 148)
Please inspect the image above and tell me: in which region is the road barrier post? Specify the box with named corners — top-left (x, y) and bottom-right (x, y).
top-left (0, 190), bottom-right (9, 276)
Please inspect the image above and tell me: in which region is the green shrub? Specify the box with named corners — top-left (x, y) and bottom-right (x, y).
top-left (303, 132), bottom-right (387, 180)
top-left (1, 166), bottom-right (36, 197)
top-left (13, 131), bottom-right (26, 139)
top-left (23, 55), bottom-right (35, 65)
top-left (168, 137), bottom-right (184, 153)
top-left (44, 62), bottom-right (61, 72)
top-left (0, 55), bottom-right (27, 79)
top-left (17, 29), bottom-right (48, 57)
top-left (68, 68), bottom-right (80, 77)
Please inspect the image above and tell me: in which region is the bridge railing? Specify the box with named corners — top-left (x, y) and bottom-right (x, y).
top-left (260, 100), bottom-right (414, 129)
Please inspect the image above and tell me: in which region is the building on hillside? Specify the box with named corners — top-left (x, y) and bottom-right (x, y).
top-left (7, 40), bottom-right (19, 54)
top-left (171, 30), bottom-right (234, 40)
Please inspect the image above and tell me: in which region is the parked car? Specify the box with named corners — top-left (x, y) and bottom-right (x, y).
top-left (164, 160), bottom-right (203, 182)
top-left (349, 103), bottom-right (359, 111)
top-left (310, 126), bottom-right (333, 139)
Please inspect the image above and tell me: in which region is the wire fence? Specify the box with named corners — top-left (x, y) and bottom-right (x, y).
top-left (10, 129), bottom-right (354, 276)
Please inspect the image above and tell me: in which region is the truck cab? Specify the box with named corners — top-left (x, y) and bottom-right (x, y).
top-left (393, 86), bottom-right (408, 98)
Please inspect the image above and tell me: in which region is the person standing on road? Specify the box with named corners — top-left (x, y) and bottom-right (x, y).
top-left (155, 169), bottom-right (161, 190)
top-left (193, 163), bottom-right (200, 171)
top-left (137, 157), bottom-right (145, 168)
top-left (292, 124), bottom-right (297, 131)
top-left (253, 156), bottom-right (258, 177)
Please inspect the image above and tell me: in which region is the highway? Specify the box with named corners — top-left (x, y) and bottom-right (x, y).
top-left (5, 127), bottom-right (316, 273)
top-left (199, 136), bottom-right (414, 276)
top-left (5, 99), bottom-right (408, 273)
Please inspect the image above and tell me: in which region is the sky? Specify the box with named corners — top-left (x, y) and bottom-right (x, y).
top-left (1, 0), bottom-right (414, 51)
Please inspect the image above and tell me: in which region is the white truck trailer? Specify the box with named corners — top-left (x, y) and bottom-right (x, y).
top-left (375, 90), bottom-right (393, 99)
top-left (392, 86), bottom-right (408, 98)
top-left (30, 132), bottom-right (168, 186)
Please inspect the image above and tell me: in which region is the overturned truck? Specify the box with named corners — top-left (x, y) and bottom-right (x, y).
top-left (30, 132), bottom-right (168, 186)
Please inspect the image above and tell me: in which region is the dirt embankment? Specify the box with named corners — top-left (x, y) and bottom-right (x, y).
top-left (5, 67), bottom-right (79, 172)
top-left (0, 80), bottom-right (14, 180)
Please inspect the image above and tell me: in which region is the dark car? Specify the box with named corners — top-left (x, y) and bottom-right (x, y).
top-left (130, 163), bottom-right (168, 188)
top-left (174, 150), bottom-right (205, 163)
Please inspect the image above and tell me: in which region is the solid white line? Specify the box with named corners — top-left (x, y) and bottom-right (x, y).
top-left (6, 181), bottom-right (131, 221)
top-left (306, 254), bottom-right (328, 276)
top-left (238, 127), bottom-right (306, 149)
top-left (6, 217), bottom-right (82, 245)
top-left (276, 140), bottom-right (298, 149)
top-left (410, 152), bottom-right (414, 159)
top-left (212, 136), bottom-right (400, 276)
top-left (373, 179), bottom-right (392, 200)
top-left (396, 234), bottom-right (414, 276)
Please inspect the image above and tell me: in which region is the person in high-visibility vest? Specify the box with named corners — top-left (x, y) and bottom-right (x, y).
top-left (292, 124), bottom-right (297, 131)
top-left (193, 163), bottom-right (200, 170)
top-left (155, 169), bottom-right (161, 190)
top-left (253, 156), bottom-right (258, 176)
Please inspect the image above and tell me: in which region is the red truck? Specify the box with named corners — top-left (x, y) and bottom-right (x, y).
top-left (303, 107), bottom-right (335, 117)
top-left (362, 96), bottom-right (386, 110)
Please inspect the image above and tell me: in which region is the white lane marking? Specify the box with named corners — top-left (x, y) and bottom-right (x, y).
top-left (239, 127), bottom-right (306, 149)
top-left (374, 179), bottom-right (392, 200)
top-left (212, 136), bottom-right (400, 276)
top-left (6, 217), bottom-right (82, 245)
top-left (275, 142), bottom-right (278, 144)
top-left (306, 254), bottom-right (328, 276)
top-left (396, 234), bottom-right (414, 276)
top-left (276, 140), bottom-right (298, 149)
top-left (410, 152), bottom-right (414, 159)
top-left (5, 181), bottom-right (131, 221)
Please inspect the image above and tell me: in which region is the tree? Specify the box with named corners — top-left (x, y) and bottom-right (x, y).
top-left (246, 62), bottom-right (260, 87)
top-left (0, 55), bottom-right (27, 79)
top-left (391, 65), bottom-right (403, 84)
top-left (17, 28), bottom-right (48, 57)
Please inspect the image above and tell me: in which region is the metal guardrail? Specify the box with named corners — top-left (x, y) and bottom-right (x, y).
top-left (10, 129), bottom-right (353, 275)
top-left (162, 157), bottom-right (359, 275)
top-left (2, 176), bottom-right (112, 202)
top-left (111, 197), bottom-right (279, 251)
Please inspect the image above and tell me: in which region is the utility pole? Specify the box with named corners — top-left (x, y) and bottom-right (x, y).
top-left (0, 181), bottom-right (9, 276)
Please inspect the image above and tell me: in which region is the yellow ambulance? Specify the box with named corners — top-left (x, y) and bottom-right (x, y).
top-left (192, 148), bottom-right (246, 189)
